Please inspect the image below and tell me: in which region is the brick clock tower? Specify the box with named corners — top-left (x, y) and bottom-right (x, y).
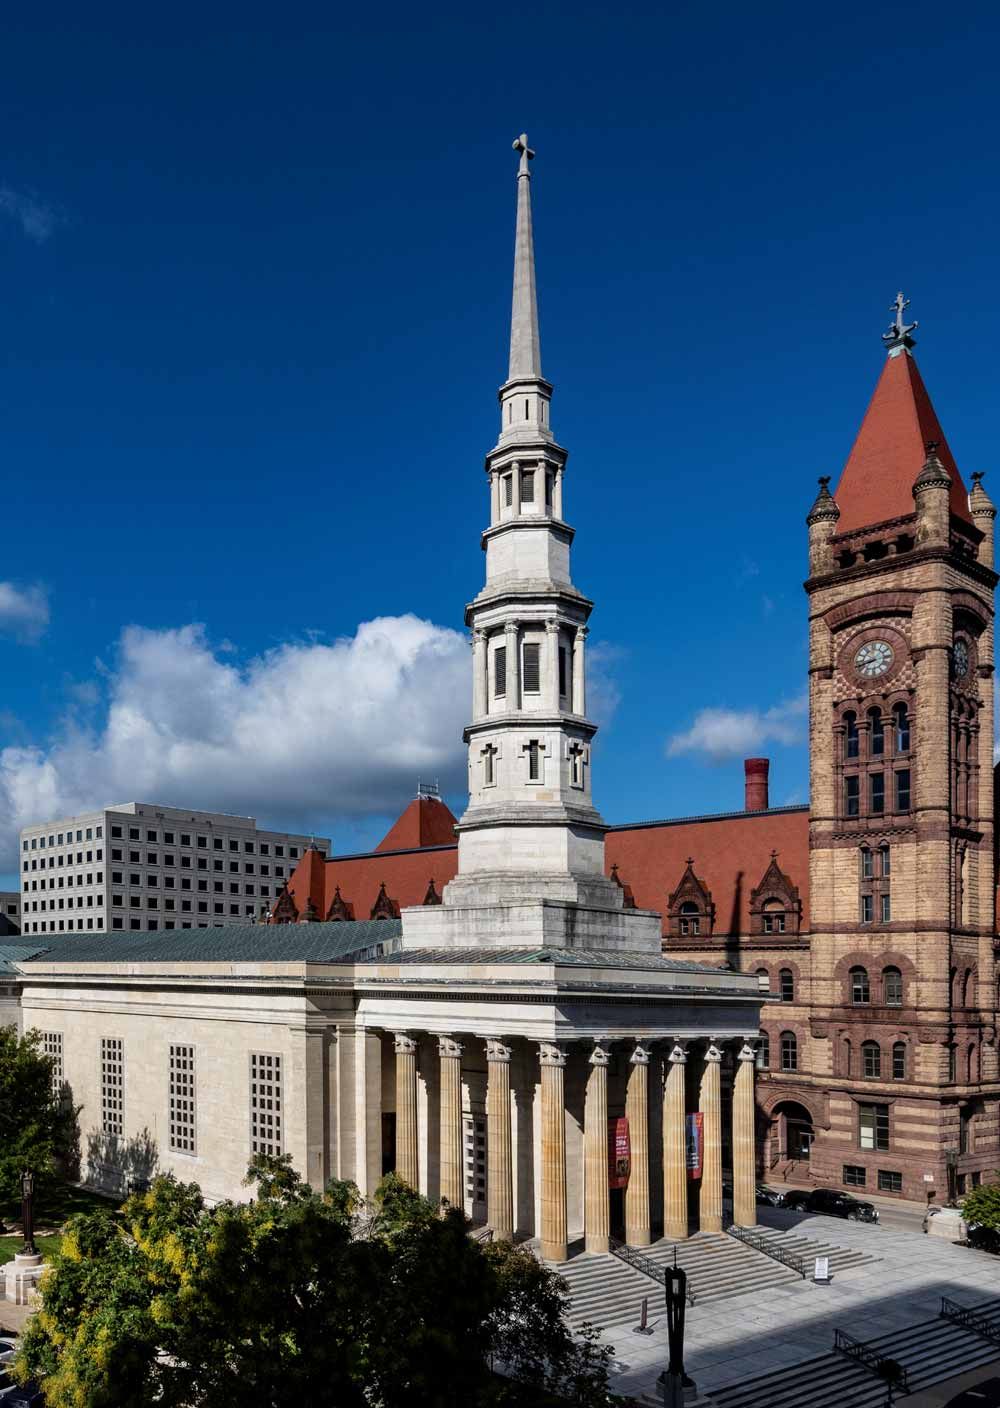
top-left (804, 295), bottom-right (998, 1201)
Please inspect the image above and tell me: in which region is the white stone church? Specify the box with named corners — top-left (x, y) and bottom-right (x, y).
top-left (6, 137), bottom-right (765, 1259)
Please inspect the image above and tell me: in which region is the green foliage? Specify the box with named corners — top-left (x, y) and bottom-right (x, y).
top-left (16, 1164), bottom-right (621, 1407)
top-left (961, 1182), bottom-right (1000, 1232)
top-left (0, 1026), bottom-right (78, 1209)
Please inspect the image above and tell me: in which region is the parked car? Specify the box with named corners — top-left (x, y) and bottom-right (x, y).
top-left (781, 1189), bottom-right (811, 1211)
top-left (755, 1185), bottom-right (788, 1207)
top-left (802, 1188), bottom-right (879, 1223)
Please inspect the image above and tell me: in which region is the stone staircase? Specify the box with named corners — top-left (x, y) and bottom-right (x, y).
top-left (553, 1251), bottom-right (662, 1332)
top-left (710, 1297), bottom-right (1000, 1408)
top-left (750, 1224), bottom-right (880, 1278)
top-left (642, 1232), bottom-right (802, 1303)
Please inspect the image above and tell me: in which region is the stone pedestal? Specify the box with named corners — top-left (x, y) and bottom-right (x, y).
top-left (3, 1252), bottom-right (44, 1305)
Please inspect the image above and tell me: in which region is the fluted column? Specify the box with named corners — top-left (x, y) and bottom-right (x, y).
top-left (733, 1039), bottom-right (758, 1228)
top-left (663, 1041), bottom-right (689, 1240)
top-left (505, 620), bottom-right (520, 709)
top-left (539, 1041), bottom-right (567, 1262)
top-left (511, 459), bottom-right (522, 515)
top-left (486, 1038), bottom-right (514, 1241)
top-left (625, 1042), bottom-right (651, 1247)
top-left (584, 1040), bottom-right (611, 1254)
top-left (545, 618), bottom-right (561, 711)
top-left (394, 1033), bottom-right (419, 1188)
top-left (573, 626), bottom-right (588, 715)
top-left (472, 629), bottom-right (487, 720)
top-left (438, 1036), bottom-right (464, 1211)
top-left (698, 1040), bottom-right (723, 1233)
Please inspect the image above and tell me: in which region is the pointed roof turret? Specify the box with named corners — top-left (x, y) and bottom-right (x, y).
top-left (508, 133), bottom-right (541, 382)
top-left (834, 295), bottom-right (971, 534)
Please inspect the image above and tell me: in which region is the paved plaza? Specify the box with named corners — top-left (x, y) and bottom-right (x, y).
top-left (591, 1206), bottom-right (1000, 1404)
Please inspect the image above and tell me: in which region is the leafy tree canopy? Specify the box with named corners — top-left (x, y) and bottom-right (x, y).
top-left (0, 1026), bottom-right (76, 1209)
top-left (16, 1158), bottom-right (620, 1408)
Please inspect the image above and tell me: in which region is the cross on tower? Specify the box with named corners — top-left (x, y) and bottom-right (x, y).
top-left (513, 132), bottom-right (535, 175)
top-left (568, 740), bottom-right (588, 789)
top-left (481, 741), bottom-right (499, 787)
top-left (882, 291), bottom-right (918, 350)
top-left (521, 737), bottom-right (545, 781)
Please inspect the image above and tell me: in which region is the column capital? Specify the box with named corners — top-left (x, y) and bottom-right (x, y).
top-left (539, 1041), bottom-right (567, 1068)
top-left (486, 1037), bottom-right (513, 1063)
top-left (545, 617), bottom-right (560, 635)
top-left (738, 1038), bottom-right (758, 1063)
top-left (575, 624), bottom-right (589, 641)
top-left (630, 1041), bottom-right (651, 1067)
top-left (704, 1039), bottom-right (724, 1064)
top-left (589, 1039), bottom-right (612, 1067)
top-left (505, 618), bottom-right (519, 634)
top-left (438, 1036), bottom-right (463, 1060)
top-left (667, 1040), bottom-right (689, 1066)
top-left (393, 1032), bottom-right (418, 1056)
top-left (473, 627), bottom-right (488, 644)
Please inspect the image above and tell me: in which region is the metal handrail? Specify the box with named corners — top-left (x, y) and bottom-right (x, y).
top-left (833, 1329), bottom-right (910, 1395)
top-left (609, 1239), bottom-right (695, 1305)
top-left (941, 1296), bottom-right (1000, 1345)
top-left (726, 1223), bottom-right (807, 1278)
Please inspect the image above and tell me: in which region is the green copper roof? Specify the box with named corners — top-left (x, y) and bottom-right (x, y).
top-left (14, 921), bottom-right (402, 966)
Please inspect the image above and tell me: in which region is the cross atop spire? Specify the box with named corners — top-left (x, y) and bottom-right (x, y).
top-left (507, 132), bottom-right (542, 382)
top-left (882, 291), bottom-right (918, 354)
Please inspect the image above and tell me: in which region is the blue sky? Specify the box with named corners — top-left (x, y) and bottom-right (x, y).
top-left (1, 1), bottom-right (998, 884)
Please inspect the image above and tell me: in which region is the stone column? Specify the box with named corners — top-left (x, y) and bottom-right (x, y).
top-left (553, 466), bottom-right (564, 520)
top-left (394, 1033), bottom-right (419, 1188)
top-left (625, 1042), bottom-right (651, 1247)
top-left (539, 1042), bottom-right (568, 1262)
top-left (511, 459), bottom-right (522, 515)
top-left (698, 1040), bottom-right (724, 1233)
top-left (438, 1037), bottom-right (464, 1211)
top-left (663, 1041), bottom-right (689, 1241)
top-left (733, 1039), bottom-right (758, 1228)
top-left (472, 629), bottom-right (487, 721)
top-left (486, 1038), bottom-right (514, 1241)
top-left (505, 620), bottom-right (520, 710)
top-left (584, 1040), bottom-right (611, 1254)
top-left (573, 626), bottom-right (588, 716)
top-left (490, 470), bottom-right (500, 523)
top-left (546, 618), bottom-right (561, 711)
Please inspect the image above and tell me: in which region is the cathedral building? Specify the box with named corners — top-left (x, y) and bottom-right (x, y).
top-left (9, 138), bottom-right (765, 1257)
top-left (276, 305), bottom-right (999, 1206)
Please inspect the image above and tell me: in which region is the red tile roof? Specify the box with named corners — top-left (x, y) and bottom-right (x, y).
top-left (834, 350), bottom-right (970, 534)
top-left (375, 797), bottom-right (458, 851)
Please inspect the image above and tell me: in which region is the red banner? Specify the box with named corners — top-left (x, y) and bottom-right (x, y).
top-left (608, 1116), bottom-right (630, 1189)
top-left (686, 1112), bottom-right (703, 1180)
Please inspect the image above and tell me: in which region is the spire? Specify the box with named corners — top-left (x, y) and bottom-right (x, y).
top-left (834, 298), bottom-right (971, 534)
top-left (507, 134), bottom-right (541, 382)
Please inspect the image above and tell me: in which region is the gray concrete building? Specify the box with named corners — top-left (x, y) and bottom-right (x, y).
top-left (0, 890), bottom-right (21, 935)
top-left (19, 804), bottom-right (329, 935)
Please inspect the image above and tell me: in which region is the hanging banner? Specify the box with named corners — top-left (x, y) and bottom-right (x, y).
top-left (608, 1116), bottom-right (631, 1189)
top-left (686, 1113), bottom-right (703, 1180)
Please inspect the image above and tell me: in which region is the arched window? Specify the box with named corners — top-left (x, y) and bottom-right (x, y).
top-left (780, 1031), bottom-right (798, 1072)
top-left (964, 969), bottom-right (976, 1008)
top-left (779, 968), bottom-right (794, 1002)
top-left (679, 900), bottom-right (700, 936)
top-left (850, 966), bottom-right (870, 1004)
top-left (763, 899), bottom-right (786, 934)
top-left (845, 711), bottom-right (859, 760)
top-left (862, 1040), bottom-right (881, 1078)
top-left (756, 1034), bottom-right (770, 1070)
top-left (883, 966), bottom-right (903, 1007)
top-left (868, 707), bottom-right (884, 756)
top-left (894, 702), bottom-right (910, 753)
top-left (892, 1042), bottom-right (906, 1080)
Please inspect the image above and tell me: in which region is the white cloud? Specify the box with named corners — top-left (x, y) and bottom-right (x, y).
top-left (0, 583), bottom-right (49, 641)
top-left (0, 187), bottom-right (57, 243)
top-left (667, 692), bottom-right (808, 763)
top-left (0, 615), bottom-right (471, 870)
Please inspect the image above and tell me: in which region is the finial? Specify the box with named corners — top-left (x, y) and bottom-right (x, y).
top-left (925, 440), bottom-right (941, 457)
top-left (882, 291), bottom-right (918, 353)
top-left (972, 472), bottom-right (985, 486)
top-left (807, 474), bottom-right (840, 525)
top-left (513, 132), bottom-right (535, 177)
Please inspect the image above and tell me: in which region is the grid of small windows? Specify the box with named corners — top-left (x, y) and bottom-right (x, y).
top-left (843, 1164), bottom-right (866, 1187)
top-left (877, 1169), bottom-right (902, 1193)
top-left (101, 1037), bottom-right (124, 1137)
top-left (42, 1031), bottom-right (63, 1094)
top-left (250, 1053), bottom-right (282, 1156)
top-left (169, 1044), bottom-right (196, 1154)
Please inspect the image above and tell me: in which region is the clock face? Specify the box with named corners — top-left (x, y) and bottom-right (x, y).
top-left (854, 640), bottom-right (894, 678)
top-left (953, 640), bottom-right (970, 679)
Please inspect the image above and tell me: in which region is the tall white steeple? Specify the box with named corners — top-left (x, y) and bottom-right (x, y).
top-left (403, 136), bottom-right (660, 952)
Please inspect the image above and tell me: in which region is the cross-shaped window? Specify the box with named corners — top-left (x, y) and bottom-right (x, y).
top-left (481, 742), bottom-right (498, 786)
top-left (523, 738), bottom-right (544, 782)
top-left (569, 741), bottom-right (586, 788)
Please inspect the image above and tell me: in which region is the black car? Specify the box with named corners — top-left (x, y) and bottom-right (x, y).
top-left (2, 1382), bottom-right (44, 1407)
top-left (802, 1188), bottom-right (879, 1223)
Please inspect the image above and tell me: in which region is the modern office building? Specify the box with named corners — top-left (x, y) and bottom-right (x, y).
top-left (19, 804), bottom-right (329, 934)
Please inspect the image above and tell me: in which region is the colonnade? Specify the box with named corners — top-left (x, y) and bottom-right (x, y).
top-left (391, 1032), bottom-right (758, 1261)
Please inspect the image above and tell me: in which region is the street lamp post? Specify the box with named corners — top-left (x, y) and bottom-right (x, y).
top-left (20, 1169), bottom-right (37, 1259)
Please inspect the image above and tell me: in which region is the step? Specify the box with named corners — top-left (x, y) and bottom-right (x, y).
top-left (553, 1252), bottom-right (661, 1331)
top-left (711, 1352), bottom-right (884, 1408)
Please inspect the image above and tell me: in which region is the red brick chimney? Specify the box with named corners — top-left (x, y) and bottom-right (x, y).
top-left (744, 757), bottom-right (769, 811)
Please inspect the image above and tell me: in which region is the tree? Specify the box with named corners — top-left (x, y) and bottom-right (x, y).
top-left (960, 1182), bottom-right (1000, 1253)
top-left (0, 1026), bottom-right (76, 1210)
top-left (16, 1160), bottom-right (621, 1407)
